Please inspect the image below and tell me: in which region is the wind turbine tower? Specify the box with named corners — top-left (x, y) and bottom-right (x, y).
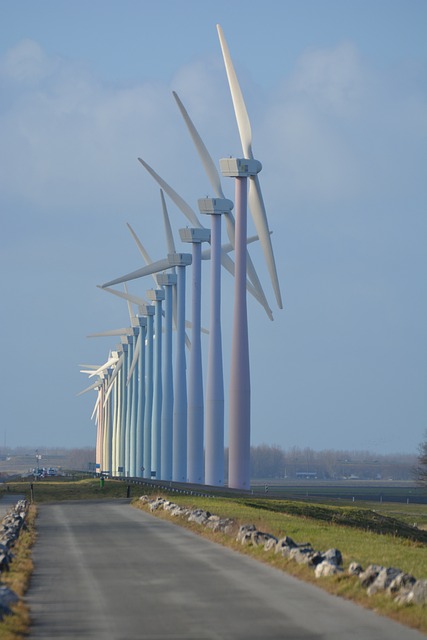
top-left (179, 227), bottom-right (210, 484)
top-left (217, 24), bottom-right (283, 490)
top-left (146, 288), bottom-right (165, 479)
top-left (198, 197), bottom-right (233, 486)
top-left (157, 273), bottom-right (176, 481)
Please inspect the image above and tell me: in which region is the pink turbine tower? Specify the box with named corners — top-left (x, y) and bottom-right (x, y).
top-left (217, 25), bottom-right (283, 490)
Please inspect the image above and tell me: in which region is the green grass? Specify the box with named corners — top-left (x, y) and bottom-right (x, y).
top-left (0, 477), bottom-right (132, 503)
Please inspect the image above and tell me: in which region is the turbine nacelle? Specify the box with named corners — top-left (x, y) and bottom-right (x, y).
top-left (167, 253), bottom-right (192, 267)
top-left (179, 228), bottom-right (211, 244)
top-left (197, 197), bottom-right (234, 215)
top-left (219, 158), bottom-right (262, 178)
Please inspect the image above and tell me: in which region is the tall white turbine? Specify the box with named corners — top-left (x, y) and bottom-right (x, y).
top-left (179, 227), bottom-right (210, 484)
top-left (197, 198), bottom-right (232, 487)
top-left (146, 287), bottom-right (164, 479)
top-left (217, 24), bottom-right (282, 489)
top-left (156, 272), bottom-right (176, 481)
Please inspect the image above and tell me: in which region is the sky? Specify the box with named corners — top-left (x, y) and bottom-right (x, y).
top-left (0, 0), bottom-right (426, 456)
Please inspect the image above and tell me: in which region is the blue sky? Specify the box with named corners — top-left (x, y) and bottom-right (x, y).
top-left (0, 0), bottom-right (426, 455)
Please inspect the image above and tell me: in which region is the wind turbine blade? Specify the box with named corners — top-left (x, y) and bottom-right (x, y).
top-left (89, 356), bottom-right (119, 378)
top-left (160, 189), bottom-right (176, 254)
top-left (87, 329), bottom-right (131, 338)
top-left (103, 376), bottom-right (115, 406)
top-left (101, 257), bottom-right (170, 288)
top-left (109, 353), bottom-right (124, 383)
top-left (77, 380), bottom-right (101, 396)
top-left (91, 394), bottom-right (101, 421)
top-left (248, 174), bottom-right (283, 309)
top-left (173, 91), bottom-right (225, 199)
top-left (103, 360), bottom-right (123, 406)
top-left (123, 283), bottom-right (136, 322)
top-left (126, 222), bottom-right (153, 264)
top-left (217, 24), bottom-right (253, 159)
top-left (98, 285), bottom-right (148, 312)
top-left (126, 223), bottom-right (159, 287)
top-left (138, 157), bottom-right (203, 229)
top-left (79, 364), bottom-right (100, 370)
top-left (185, 320), bottom-right (209, 335)
top-left (217, 25), bottom-right (281, 311)
top-left (201, 234), bottom-right (258, 259)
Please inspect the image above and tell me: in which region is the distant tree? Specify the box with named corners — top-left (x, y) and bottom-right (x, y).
top-left (415, 432), bottom-right (427, 487)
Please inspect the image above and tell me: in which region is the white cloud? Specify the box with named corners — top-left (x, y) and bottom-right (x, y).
top-left (0, 39), bottom-right (59, 85)
top-left (287, 42), bottom-right (366, 119)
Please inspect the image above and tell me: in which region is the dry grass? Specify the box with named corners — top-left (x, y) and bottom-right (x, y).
top-left (0, 505), bottom-right (37, 640)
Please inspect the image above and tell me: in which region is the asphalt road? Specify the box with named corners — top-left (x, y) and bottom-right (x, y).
top-left (26, 500), bottom-right (425, 640)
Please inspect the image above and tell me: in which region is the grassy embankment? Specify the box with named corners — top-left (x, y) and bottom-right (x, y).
top-left (0, 477), bottom-right (426, 636)
top-left (133, 490), bottom-right (427, 633)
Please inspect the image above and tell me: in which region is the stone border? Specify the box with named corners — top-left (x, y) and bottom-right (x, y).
top-left (0, 499), bottom-right (29, 620)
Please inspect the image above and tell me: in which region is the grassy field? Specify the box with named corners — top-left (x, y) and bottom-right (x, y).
top-left (0, 477), bottom-right (426, 636)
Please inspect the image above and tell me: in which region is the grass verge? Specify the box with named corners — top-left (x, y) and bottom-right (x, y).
top-left (132, 492), bottom-right (427, 633)
top-left (0, 505), bottom-right (37, 640)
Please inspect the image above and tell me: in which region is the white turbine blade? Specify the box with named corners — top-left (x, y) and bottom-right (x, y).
top-left (90, 356), bottom-right (119, 378)
top-left (185, 320), bottom-right (209, 335)
top-left (103, 362), bottom-right (122, 407)
top-left (91, 393), bottom-right (101, 421)
top-left (217, 24), bottom-right (253, 159)
top-left (201, 233), bottom-right (259, 259)
top-left (123, 283), bottom-right (136, 322)
top-left (101, 257), bottom-right (170, 288)
top-left (248, 174), bottom-right (283, 309)
top-left (127, 222), bottom-right (153, 264)
top-left (217, 24), bottom-right (282, 311)
top-left (79, 363), bottom-right (100, 370)
top-left (98, 285), bottom-right (148, 312)
top-left (103, 377), bottom-right (115, 407)
top-left (109, 353), bottom-right (124, 385)
top-left (160, 189), bottom-right (176, 254)
top-left (138, 157), bottom-right (203, 229)
top-left (87, 329), bottom-right (131, 338)
top-left (173, 91), bottom-right (225, 199)
top-left (126, 223), bottom-right (159, 287)
top-left (77, 380), bottom-right (101, 396)
top-left (127, 332), bottom-right (141, 383)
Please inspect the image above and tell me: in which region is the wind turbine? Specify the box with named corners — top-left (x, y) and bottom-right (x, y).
top-left (197, 198), bottom-right (232, 487)
top-left (217, 24), bottom-right (283, 489)
top-left (157, 272), bottom-right (175, 481)
top-left (179, 226), bottom-right (210, 484)
top-left (146, 287), bottom-right (164, 479)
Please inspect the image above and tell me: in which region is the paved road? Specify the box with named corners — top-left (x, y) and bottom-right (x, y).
top-left (26, 500), bottom-right (425, 640)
